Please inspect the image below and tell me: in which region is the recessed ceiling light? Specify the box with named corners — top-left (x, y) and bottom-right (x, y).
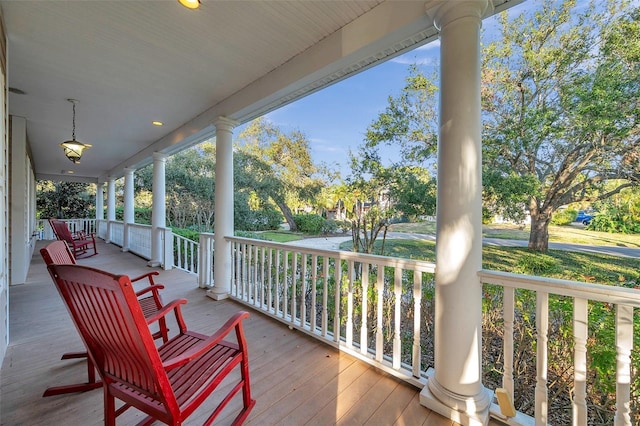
top-left (178, 0), bottom-right (200, 9)
top-left (152, 121), bottom-right (163, 126)
top-left (61, 170), bottom-right (74, 174)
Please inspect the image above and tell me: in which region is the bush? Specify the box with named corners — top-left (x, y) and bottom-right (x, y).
top-left (551, 209), bottom-right (575, 225)
top-left (172, 227), bottom-right (200, 242)
top-left (293, 213), bottom-right (325, 234)
top-left (321, 219), bottom-right (338, 234)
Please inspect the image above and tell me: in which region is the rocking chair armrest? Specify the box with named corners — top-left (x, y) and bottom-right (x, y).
top-left (130, 271), bottom-right (159, 285)
top-left (135, 284), bottom-right (165, 298)
top-left (144, 298), bottom-right (188, 331)
top-left (163, 311), bottom-right (250, 371)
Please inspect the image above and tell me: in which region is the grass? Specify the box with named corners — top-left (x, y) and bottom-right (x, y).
top-left (390, 221), bottom-right (640, 248)
top-left (339, 239), bottom-right (640, 286)
top-left (258, 231), bottom-right (304, 243)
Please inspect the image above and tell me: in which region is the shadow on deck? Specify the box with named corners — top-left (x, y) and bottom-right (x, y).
top-left (1, 239), bottom-right (455, 425)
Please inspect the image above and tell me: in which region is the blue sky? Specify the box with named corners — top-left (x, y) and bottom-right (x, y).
top-left (258, 2), bottom-right (529, 178)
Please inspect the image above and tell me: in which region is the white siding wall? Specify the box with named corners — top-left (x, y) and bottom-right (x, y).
top-left (0, 12), bottom-right (8, 362)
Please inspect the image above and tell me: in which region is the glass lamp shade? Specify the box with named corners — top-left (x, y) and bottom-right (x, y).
top-left (60, 140), bottom-right (91, 164)
top-left (178, 0), bottom-right (200, 9)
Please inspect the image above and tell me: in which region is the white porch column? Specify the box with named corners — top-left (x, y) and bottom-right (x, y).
top-left (421, 1), bottom-right (492, 425)
top-left (207, 117), bottom-right (238, 300)
top-left (95, 182), bottom-right (104, 220)
top-left (122, 168), bottom-right (135, 252)
top-left (106, 177), bottom-right (116, 244)
top-left (148, 152), bottom-right (167, 267)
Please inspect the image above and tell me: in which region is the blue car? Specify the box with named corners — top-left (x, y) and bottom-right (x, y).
top-left (575, 210), bottom-right (593, 225)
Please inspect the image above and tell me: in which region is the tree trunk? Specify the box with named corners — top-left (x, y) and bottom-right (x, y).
top-left (528, 211), bottom-right (551, 251)
top-left (275, 200), bottom-right (297, 232)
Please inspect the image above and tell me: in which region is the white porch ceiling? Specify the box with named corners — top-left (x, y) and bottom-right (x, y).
top-left (0, 0), bottom-right (522, 183)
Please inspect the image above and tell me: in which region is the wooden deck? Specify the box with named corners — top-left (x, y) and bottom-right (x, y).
top-left (1, 239), bottom-right (457, 425)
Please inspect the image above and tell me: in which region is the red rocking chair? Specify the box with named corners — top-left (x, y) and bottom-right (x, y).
top-left (47, 263), bottom-right (255, 426)
top-left (40, 240), bottom-right (180, 397)
top-left (50, 219), bottom-right (97, 258)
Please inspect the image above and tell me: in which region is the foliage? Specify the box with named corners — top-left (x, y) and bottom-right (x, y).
top-left (37, 180), bottom-right (95, 219)
top-left (482, 0), bottom-right (640, 250)
top-left (114, 207), bottom-right (152, 224)
top-left (589, 185), bottom-right (640, 233)
top-left (550, 208), bottom-right (575, 225)
top-left (293, 214), bottom-right (325, 235)
top-left (171, 227), bottom-right (200, 242)
top-left (236, 118), bottom-right (326, 231)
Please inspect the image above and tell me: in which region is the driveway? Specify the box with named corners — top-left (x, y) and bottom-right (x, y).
top-left (285, 232), bottom-right (640, 258)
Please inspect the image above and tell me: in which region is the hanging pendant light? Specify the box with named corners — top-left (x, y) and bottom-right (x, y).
top-left (60, 99), bottom-right (91, 164)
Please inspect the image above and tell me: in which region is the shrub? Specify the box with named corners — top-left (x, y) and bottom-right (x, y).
top-left (551, 209), bottom-right (575, 225)
top-left (293, 213), bottom-right (325, 234)
top-left (321, 219), bottom-right (338, 234)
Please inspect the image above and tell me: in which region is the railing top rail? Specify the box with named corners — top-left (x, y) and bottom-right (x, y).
top-left (479, 269), bottom-right (640, 308)
top-left (227, 235), bottom-right (436, 273)
top-left (128, 223), bottom-right (152, 229)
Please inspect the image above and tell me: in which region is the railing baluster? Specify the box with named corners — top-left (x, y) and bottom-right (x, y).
top-left (311, 254), bottom-right (318, 332)
top-left (322, 256), bottom-right (329, 337)
top-left (301, 253), bottom-right (307, 328)
top-left (412, 270), bottom-right (422, 377)
top-left (259, 247), bottom-right (265, 309)
top-left (376, 264), bottom-right (384, 363)
top-left (283, 250), bottom-right (289, 320)
top-left (291, 252), bottom-right (297, 324)
top-left (535, 291), bottom-right (549, 426)
top-left (252, 245), bottom-right (258, 305)
top-left (360, 262), bottom-right (369, 356)
top-left (334, 257), bottom-right (341, 343)
top-left (573, 297), bottom-right (588, 426)
top-left (275, 250), bottom-right (281, 316)
top-left (346, 259), bottom-right (354, 349)
top-left (503, 286), bottom-right (515, 399)
top-left (267, 248), bottom-right (273, 313)
top-left (393, 267), bottom-right (402, 370)
top-left (614, 304), bottom-right (633, 426)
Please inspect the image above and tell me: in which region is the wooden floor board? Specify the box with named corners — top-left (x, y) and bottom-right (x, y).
top-left (1, 239), bottom-right (457, 426)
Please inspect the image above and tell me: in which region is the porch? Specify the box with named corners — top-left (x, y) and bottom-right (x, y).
top-left (0, 239), bottom-right (455, 425)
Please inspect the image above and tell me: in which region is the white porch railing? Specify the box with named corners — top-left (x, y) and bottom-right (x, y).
top-left (226, 236), bottom-right (436, 388)
top-left (479, 270), bottom-right (640, 426)
top-left (109, 221), bottom-right (124, 246)
top-left (127, 223), bottom-right (153, 259)
top-left (36, 218), bottom-right (97, 240)
top-left (173, 233), bottom-right (198, 274)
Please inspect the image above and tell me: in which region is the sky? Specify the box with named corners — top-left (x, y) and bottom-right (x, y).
top-left (252, 2), bottom-right (524, 179)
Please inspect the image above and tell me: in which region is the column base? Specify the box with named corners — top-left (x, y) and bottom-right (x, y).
top-left (147, 260), bottom-right (161, 267)
top-left (420, 368), bottom-right (492, 426)
top-left (206, 289), bottom-right (229, 300)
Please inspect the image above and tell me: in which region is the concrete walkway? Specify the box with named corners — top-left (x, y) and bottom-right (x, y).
top-left (285, 232), bottom-right (640, 258)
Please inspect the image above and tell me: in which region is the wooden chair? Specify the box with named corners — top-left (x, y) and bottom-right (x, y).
top-left (40, 240), bottom-right (176, 397)
top-left (47, 263), bottom-right (255, 426)
top-left (50, 219), bottom-right (97, 258)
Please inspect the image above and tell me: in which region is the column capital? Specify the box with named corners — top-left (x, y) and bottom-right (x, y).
top-left (123, 167), bottom-right (136, 175)
top-left (425, 0), bottom-right (490, 31)
top-left (214, 116), bottom-right (239, 133)
top-left (152, 152), bottom-right (167, 162)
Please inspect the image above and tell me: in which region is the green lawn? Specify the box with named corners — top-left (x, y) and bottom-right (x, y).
top-left (339, 238), bottom-right (640, 286)
top-left (258, 231), bottom-right (304, 243)
top-left (390, 221), bottom-right (640, 248)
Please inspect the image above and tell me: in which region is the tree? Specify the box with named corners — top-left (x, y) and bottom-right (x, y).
top-left (37, 180), bottom-right (95, 219)
top-left (235, 118), bottom-right (324, 231)
top-left (482, 0), bottom-right (640, 250)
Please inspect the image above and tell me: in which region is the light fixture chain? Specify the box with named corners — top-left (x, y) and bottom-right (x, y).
top-left (72, 101), bottom-right (76, 140)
